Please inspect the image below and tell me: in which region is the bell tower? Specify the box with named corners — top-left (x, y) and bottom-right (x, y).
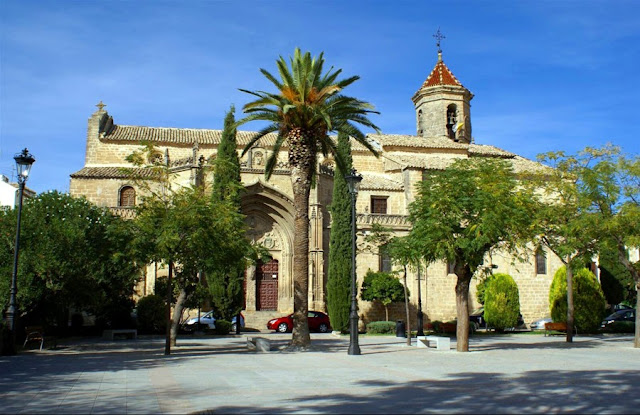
top-left (412, 30), bottom-right (473, 143)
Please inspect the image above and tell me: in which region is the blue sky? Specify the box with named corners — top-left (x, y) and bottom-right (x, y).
top-left (1, 1), bottom-right (639, 193)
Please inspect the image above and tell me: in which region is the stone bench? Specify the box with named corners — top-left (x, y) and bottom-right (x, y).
top-left (416, 335), bottom-right (451, 351)
top-left (103, 329), bottom-right (137, 340)
top-left (247, 337), bottom-right (271, 353)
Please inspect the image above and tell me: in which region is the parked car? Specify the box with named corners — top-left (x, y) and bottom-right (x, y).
top-left (468, 307), bottom-right (525, 331)
top-left (601, 309), bottom-right (636, 328)
top-left (530, 317), bottom-right (553, 330)
top-left (267, 311), bottom-right (331, 333)
top-left (182, 311), bottom-right (245, 332)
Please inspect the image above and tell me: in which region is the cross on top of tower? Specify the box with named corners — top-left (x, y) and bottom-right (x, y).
top-left (96, 101), bottom-right (106, 111)
top-left (433, 28), bottom-right (445, 54)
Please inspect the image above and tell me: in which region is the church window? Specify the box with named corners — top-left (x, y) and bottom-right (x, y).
top-left (379, 245), bottom-right (392, 273)
top-left (535, 249), bottom-right (547, 275)
top-left (446, 104), bottom-right (457, 140)
top-left (119, 186), bottom-right (136, 207)
top-left (371, 196), bottom-right (388, 214)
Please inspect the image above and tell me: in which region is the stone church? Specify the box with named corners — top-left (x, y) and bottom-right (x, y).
top-left (70, 51), bottom-right (563, 327)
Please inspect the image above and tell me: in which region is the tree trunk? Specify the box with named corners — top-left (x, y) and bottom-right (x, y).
top-left (288, 130), bottom-right (313, 348)
top-left (170, 288), bottom-right (188, 346)
top-left (403, 266), bottom-right (411, 345)
top-left (566, 261), bottom-right (574, 343)
top-left (385, 305), bottom-right (389, 322)
top-left (616, 243), bottom-right (640, 348)
top-left (164, 261), bottom-right (173, 355)
top-left (454, 264), bottom-right (472, 352)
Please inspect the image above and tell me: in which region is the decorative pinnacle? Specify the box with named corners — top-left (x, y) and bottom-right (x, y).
top-left (96, 100), bottom-right (106, 111)
top-left (433, 28), bottom-right (445, 59)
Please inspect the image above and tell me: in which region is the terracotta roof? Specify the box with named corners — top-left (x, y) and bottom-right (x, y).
top-left (419, 59), bottom-right (464, 89)
top-left (103, 125), bottom-right (280, 147)
top-left (70, 167), bottom-right (159, 179)
top-left (361, 173), bottom-right (404, 191)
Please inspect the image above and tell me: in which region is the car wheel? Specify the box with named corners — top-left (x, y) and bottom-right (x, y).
top-left (318, 323), bottom-right (329, 333)
top-left (231, 323), bottom-right (237, 333)
top-left (277, 322), bottom-right (289, 333)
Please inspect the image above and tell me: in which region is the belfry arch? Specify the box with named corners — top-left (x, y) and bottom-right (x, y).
top-left (241, 181), bottom-right (295, 312)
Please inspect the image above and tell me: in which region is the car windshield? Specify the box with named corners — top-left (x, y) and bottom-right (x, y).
top-left (471, 308), bottom-right (483, 315)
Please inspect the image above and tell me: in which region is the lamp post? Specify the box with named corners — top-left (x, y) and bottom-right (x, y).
top-left (344, 168), bottom-right (363, 356)
top-left (6, 148), bottom-right (35, 355)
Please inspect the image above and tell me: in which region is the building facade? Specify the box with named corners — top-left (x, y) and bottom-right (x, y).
top-left (70, 53), bottom-right (564, 327)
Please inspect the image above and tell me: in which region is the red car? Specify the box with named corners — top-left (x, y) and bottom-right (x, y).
top-left (267, 311), bottom-right (331, 333)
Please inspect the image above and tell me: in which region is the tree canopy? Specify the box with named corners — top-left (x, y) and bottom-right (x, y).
top-left (408, 157), bottom-right (537, 351)
top-left (0, 191), bottom-right (140, 330)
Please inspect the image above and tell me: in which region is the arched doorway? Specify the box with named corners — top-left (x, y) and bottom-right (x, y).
top-left (256, 259), bottom-right (279, 310)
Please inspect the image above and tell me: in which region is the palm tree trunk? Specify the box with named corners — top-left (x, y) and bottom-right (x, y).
top-left (454, 263), bottom-right (472, 352)
top-left (289, 131), bottom-right (314, 348)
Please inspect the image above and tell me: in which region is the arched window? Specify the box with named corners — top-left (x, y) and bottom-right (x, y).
top-left (535, 248), bottom-right (547, 275)
top-left (446, 104), bottom-right (457, 140)
top-left (119, 186), bottom-right (136, 207)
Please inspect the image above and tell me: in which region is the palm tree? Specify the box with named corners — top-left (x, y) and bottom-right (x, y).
top-left (237, 48), bottom-right (380, 347)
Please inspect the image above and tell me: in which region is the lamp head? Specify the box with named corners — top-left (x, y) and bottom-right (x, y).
top-left (14, 148), bottom-right (35, 183)
top-left (344, 168), bottom-right (363, 196)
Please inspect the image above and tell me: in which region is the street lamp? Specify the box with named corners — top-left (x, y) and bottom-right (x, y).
top-left (344, 168), bottom-right (363, 356)
top-left (6, 148), bottom-right (35, 355)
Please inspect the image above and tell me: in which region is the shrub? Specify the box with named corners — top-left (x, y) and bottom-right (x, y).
top-left (549, 266), bottom-right (606, 333)
top-left (475, 274), bottom-right (496, 305)
top-left (136, 295), bottom-right (166, 334)
top-left (366, 321), bottom-right (396, 334)
top-left (484, 273), bottom-right (521, 331)
top-left (214, 320), bottom-right (232, 335)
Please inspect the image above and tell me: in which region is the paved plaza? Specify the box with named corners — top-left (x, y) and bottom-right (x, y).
top-left (1, 332), bottom-right (639, 414)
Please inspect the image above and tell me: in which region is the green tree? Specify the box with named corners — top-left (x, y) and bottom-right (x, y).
top-left (237, 48), bottom-right (380, 348)
top-left (409, 158), bottom-right (537, 351)
top-left (126, 144), bottom-right (252, 354)
top-left (326, 132), bottom-right (354, 333)
top-left (361, 270), bottom-right (406, 322)
top-left (209, 106), bottom-right (247, 332)
top-left (484, 273), bottom-right (521, 331)
top-left (549, 266), bottom-right (606, 333)
top-left (533, 145), bottom-right (639, 344)
top-left (572, 146), bottom-right (640, 346)
top-left (0, 192), bottom-right (140, 331)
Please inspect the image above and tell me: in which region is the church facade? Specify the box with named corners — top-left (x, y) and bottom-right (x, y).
top-left (70, 52), bottom-right (564, 327)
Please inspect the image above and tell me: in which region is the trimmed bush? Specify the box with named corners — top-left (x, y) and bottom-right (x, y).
top-left (214, 320), bottom-right (232, 335)
top-left (549, 266), bottom-right (607, 333)
top-left (366, 321), bottom-right (396, 334)
top-left (136, 294), bottom-right (166, 334)
top-left (484, 273), bottom-right (521, 331)
top-left (475, 274), bottom-right (496, 305)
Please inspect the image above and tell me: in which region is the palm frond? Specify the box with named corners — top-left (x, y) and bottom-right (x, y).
top-left (240, 123), bottom-right (279, 156)
top-left (264, 133), bottom-right (286, 180)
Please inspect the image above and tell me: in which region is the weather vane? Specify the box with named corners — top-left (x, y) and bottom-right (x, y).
top-left (433, 28), bottom-right (445, 53)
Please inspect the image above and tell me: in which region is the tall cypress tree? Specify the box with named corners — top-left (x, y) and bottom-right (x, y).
top-left (326, 132), bottom-right (354, 333)
top-left (209, 106), bottom-right (245, 331)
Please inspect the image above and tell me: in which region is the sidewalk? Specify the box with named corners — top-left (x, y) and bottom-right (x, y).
top-left (1, 333), bottom-right (639, 414)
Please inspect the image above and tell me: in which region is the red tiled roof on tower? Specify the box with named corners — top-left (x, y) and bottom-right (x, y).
top-left (419, 54), bottom-right (464, 89)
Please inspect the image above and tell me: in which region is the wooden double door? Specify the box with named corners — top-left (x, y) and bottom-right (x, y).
top-left (256, 259), bottom-right (279, 310)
